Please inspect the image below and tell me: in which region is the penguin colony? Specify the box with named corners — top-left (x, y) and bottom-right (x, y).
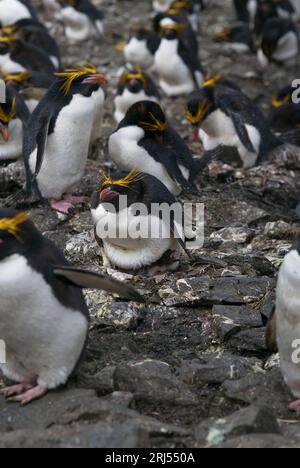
top-left (0, 0), bottom-right (299, 412)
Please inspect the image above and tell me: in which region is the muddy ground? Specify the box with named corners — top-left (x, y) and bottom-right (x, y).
top-left (0, 0), bottom-right (300, 448)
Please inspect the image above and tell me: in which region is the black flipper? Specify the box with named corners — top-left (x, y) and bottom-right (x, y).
top-left (52, 266), bottom-right (145, 303)
top-left (34, 115), bottom-right (51, 178)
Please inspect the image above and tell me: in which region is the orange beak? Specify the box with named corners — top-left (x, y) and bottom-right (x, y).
top-left (83, 73), bottom-right (108, 87)
top-left (0, 125), bottom-right (9, 143)
top-left (193, 127), bottom-right (200, 142)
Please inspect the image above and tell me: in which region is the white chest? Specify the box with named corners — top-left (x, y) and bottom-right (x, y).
top-left (124, 38), bottom-right (154, 69)
top-left (114, 89), bottom-right (157, 123)
top-left (0, 118), bottom-right (23, 160)
top-left (155, 39), bottom-right (188, 82)
top-left (61, 6), bottom-right (95, 41)
top-left (0, 53), bottom-right (26, 75)
top-left (273, 31), bottom-right (299, 62)
top-left (0, 0), bottom-right (31, 25)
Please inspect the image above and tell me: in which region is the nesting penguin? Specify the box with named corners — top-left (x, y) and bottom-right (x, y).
top-left (114, 68), bottom-right (160, 124)
top-left (154, 17), bottom-right (204, 96)
top-left (124, 25), bottom-right (161, 71)
top-left (214, 25), bottom-right (255, 53)
top-left (59, 0), bottom-right (104, 42)
top-left (0, 208), bottom-right (143, 405)
top-left (185, 77), bottom-right (279, 168)
top-left (23, 66), bottom-right (107, 213)
top-left (91, 170), bottom-right (186, 273)
top-left (109, 100), bottom-right (201, 196)
top-left (271, 236), bottom-right (300, 413)
top-left (258, 17), bottom-right (299, 67)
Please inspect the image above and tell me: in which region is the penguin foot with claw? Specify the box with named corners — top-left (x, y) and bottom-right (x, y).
top-left (7, 385), bottom-right (47, 405)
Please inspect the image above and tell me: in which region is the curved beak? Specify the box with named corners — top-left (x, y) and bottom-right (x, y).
top-left (100, 188), bottom-right (119, 202)
top-left (83, 73), bottom-right (108, 87)
top-left (0, 125), bottom-right (9, 143)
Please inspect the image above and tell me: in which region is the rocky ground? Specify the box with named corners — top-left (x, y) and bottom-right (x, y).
top-left (0, 0), bottom-right (300, 449)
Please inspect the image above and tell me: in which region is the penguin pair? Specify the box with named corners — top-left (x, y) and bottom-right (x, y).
top-left (109, 100), bottom-right (201, 196)
top-left (185, 76), bottom-right (280, 168)
top-left (154, 17), bottom-right (204, 96)
top-left (23, 66), bottom-right (107, 214)
top-left (266, 235), bottom-right (300, 414)
top-left (0, 0), bottom-right (38, 28)
top-left (91, 170), bottom-right (186, 273)
top-left (114, 68), bottom-right (160, 124)
top-left (58, 0), bottom-right (104, 42)
top-left (124, 25), bottom-right (161, 71)
top-left (258, 17), bottom-right (299, 67)
top-left (214, 25), bottom-right (255, 53)
top-left (0, 208), bottom-right (143, 405)
top-left (0, 34), bottom-right (56, 75)
top-left (0, 83), bottom-right (30, 161)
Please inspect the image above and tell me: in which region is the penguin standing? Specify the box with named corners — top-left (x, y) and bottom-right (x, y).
top-left (114, 68), bottom-right (160, 124)
top-left (273, 236), bottom-right (300, 413)
top-left (0, 0), bottom-right (37, 27)
top-left (59, 0), bottom-right (104, 42)
top-left (0, 208), bottom-right (143, 405)
top-left (23, 66), bottom-right (107, 213)
top-left (154, 18), bottom-right (204, 96)
top-left (185, 77), bottom-right (279, 168)
top-left (258, 17), bottom-right (299, 67)
top-left (124, 25), bottom-right (161, 71)
top-left (0, 83), bottom-right (30, 161)
top-left (109, 101), bottom-right (201, 196)
top-left (91, 170), bottom-right (186, 273)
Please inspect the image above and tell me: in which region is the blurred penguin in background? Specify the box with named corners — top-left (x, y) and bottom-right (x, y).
top-left (124, 25), bottom-right (161, 71)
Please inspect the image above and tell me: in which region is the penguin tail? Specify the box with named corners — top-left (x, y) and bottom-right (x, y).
top-left (277, 129), bottom-right (300, 148)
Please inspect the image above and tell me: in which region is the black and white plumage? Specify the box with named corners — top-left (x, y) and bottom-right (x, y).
top-left (23, 67), bottom-right (107, 214)
top-left (124, 25), bottom-right (161, 71)
top-left (233, 0), bottom-right (258, 25)
top-left (91, 171), bottom-right (186, 272)
top-left (0, 208), bottom-right (143, 405)
top-left (254, 0), bottom-right (295, 36)
top-left (153, 11), bottom-right (199, 53)
top-left (214, 25), bottom-right (255, 53)
top-left (109, 100), bottom-right (201, 196)
top-left (0, 0), bottom-right (38, 27)
top-left (59, 0), bottom-right (104, 42)
top-left (154, 17), bottom-right (204, 96)
top-left (114, 68), bottom-right (160, 123)
top-left (258, 17), bottom-right (299, 67)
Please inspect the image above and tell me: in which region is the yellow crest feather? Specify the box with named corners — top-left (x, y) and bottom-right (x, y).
top-left (3, 71), bottom-right (30, 84)
top-left (202, 73), bottom-right (223, 88)
top-left (185, 100), bottom-right (211, 125)
top-left (0, 97), bottom-right (17, 123)
top-left (54, 66), bottom-right (97, 95)
top-left (0, 212), bottom-right (30, 241)
top-left (0, 35), bottom-right (16, 46)
top-left (160, 23), bottom-right (187, 33)
top-left (99, 169), bottom-right (144, 191)
top-left (139, 112), bottom-right (166, 132)
top-left (120, 66), bottom-right (146, 86)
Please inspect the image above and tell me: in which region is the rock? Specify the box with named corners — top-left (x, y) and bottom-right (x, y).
top-left (77, 366), bottom-right (116, 395)
top-left (213, 305), bottom-right (263, 341)
top-left (195, 405), bottom-right (280, 447)
top-left (64, 231), bottom-right (99, 263)
top-left (216, 434), bottom-right (290, 448)
top-left (264, 221), bottom-right (295, 240)
top-left (210, 227), bottom-right (255, 245)
top-left (99, 302), bottom-right (141, 329)
top-left (114, 360), bottom-right (198, 406)
top-left (226, 328), bottom-right (267, 354)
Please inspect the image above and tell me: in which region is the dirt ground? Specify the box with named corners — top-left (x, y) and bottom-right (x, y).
top-left (0, 0), bottom-right (300, 448)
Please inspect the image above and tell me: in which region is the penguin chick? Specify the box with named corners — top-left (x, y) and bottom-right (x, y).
top-left (154, 18), bottom-right (204, 96)
top-left (114, 68), bottom-right (160, 124)
top-left (258, 17), bottom-right (299, 67)
top-left (275, 236), bottom-right (300, 413)
top-left (0, 208), bottom-right (143, 405)
top-left (23, 66), bottom-right (107, 214)
top-left (0, 84), bottom-right (30, 161)
top-left (124, 25), bottom-right (161, 71)
top-left (0, 0), bottom-right (37, 27)
top-left (58, 0), bottom-right (104, 42)
top-left (268, 102), bottom-right (300, 132)
top-left (0, 35), bottom-right (56, 75)
top-left (185, 77), bottom-right (279, 168)
top-left (109, 100), bottom-right (201, 196)
top-left (91, 170), bottom-right (186, 273)
top-left (214, 25), bottom-right (255, 53)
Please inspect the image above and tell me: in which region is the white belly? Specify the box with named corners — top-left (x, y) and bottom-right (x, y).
top-left (0, 119), bottom-right (23, 160)
top-left (114, 88), bottom-right (158, 123)
top-left (276, 250), bottom-right (300, 398)
top-left (273, 31), bottom-right (299, 63)
top-left (0, 54), bottom-right (26, 75)
top-left (108, 126), bottom-right (181, 195)
top-left (29, 94), bottom-right (95, 199)
top-left (154, 39), bottom-right (198, 96)
top-left (0, 0), bottom-right (31, 25)
top-left (124, 38), bottom-right (154, 70)
top-left (61, 6), bottom-right (97, 42)
top-left (0, 254), bottom-right (88, 389)
top-left (91, 88), bottom-right (105, 143)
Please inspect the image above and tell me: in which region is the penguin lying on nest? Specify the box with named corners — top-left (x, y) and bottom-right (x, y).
top-left (91, 170), bottom-right (187, 274)
top-left (0, 208), bottom-right (143, 405)
top-left (114, 67), bottom-right (160, 124)
top-left (109, 100), bottom-right (202, 196)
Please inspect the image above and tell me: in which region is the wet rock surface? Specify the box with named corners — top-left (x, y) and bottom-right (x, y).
top-left (1, 0), bottom-right (300, 449)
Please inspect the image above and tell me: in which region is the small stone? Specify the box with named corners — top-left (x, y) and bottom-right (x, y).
top-left (210, 227), bottom-right (255, 245)
top-left (264, 221), bottom-right (295, 240)
top-left (98, 302), bottom-right (140, 329)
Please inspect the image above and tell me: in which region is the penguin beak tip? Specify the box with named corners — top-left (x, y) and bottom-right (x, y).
top-left (0, 126), bottom-right (9, 143)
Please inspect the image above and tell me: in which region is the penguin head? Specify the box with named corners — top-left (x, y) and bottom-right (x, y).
top-left (185, 82), bottom-right (216, 128)
top-left (261, 17), bottom-right (286, 58)
top-left (122, 100), bottom-right (167, 137)
top-left (0, 94), bottom-right (17, 143)
top-left (272, 84), bottom-right (293, 107)
top-left (54, 66), bottom-right (107, 98)
top-left (0, 210), bottom-right (39, 261)
top-left (3, 71), bottom-right (30, 90)
top-left (91, 170), bottom-right (145, 213)
top-left (0, 35), bottom-right (16, 55)
top-left (159, 18), bottom-right (186, 40)
top-left (129, 24), bottom-right (150, 41)
top-left (119, 67), bottom-right (148, 94)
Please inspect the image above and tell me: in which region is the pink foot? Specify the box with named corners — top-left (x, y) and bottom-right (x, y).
top-left (63, 194), bottom-right (85, 205)
top-left (8, 385), bottom-right (47, 405)
top-left (0, 383), bottom-right (33, 397)
top-left (50, 198), bottom-right (74, 214)
top-left (289, 400), bottom-right (300, 413)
